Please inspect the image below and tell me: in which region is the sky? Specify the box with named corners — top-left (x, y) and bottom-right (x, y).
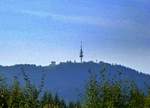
top-left (0, 0), bottom-right (150, 73)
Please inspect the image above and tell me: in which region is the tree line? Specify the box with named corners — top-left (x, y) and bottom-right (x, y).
top-left (0, 66), bottom-right (150, 108)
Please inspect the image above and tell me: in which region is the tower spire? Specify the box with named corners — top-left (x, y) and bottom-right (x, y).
top-left (80, 41), bottom-right (84, 63)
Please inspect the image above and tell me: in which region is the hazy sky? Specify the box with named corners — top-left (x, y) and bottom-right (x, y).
top-left (0, 0), bottom-right (150, 73)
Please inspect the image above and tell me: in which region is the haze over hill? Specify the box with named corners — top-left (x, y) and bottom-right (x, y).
top-left (0, 61), bottom-right (149, 101)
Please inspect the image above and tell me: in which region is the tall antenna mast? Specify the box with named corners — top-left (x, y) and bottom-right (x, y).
top-left (80, 41), bottom-right (84, 63)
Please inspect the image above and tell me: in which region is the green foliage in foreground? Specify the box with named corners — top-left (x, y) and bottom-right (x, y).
top-left (0, 67), bottom-right (150, 108)
top-left (0, 73), bottom-right (81, 108)
top-left (84, 68), bottom-right (150, 108)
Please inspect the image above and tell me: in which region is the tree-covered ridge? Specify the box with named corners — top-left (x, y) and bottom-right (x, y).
top-left (0, 66), bottom-right (150, 108)
top-left (0, 62), bottom-right (150, 102)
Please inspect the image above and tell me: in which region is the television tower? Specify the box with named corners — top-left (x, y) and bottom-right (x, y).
top-left (80, 41), bottom-right (84, 63)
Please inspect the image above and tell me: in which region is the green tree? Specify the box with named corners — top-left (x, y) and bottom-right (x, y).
top-left (128, 85), bottom-right (144, 108)
top-left (85, 73), bottom-right (101, 108)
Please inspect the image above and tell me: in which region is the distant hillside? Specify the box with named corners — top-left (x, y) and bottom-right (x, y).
top-left (0, 61), bottom-right (150, 101)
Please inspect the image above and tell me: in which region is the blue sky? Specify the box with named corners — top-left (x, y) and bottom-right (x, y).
top-left (0, 0), bottom-right (150, 73)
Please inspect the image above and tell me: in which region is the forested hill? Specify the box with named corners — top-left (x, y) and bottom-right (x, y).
top-left (0, 61), bottom-right (150, 101)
